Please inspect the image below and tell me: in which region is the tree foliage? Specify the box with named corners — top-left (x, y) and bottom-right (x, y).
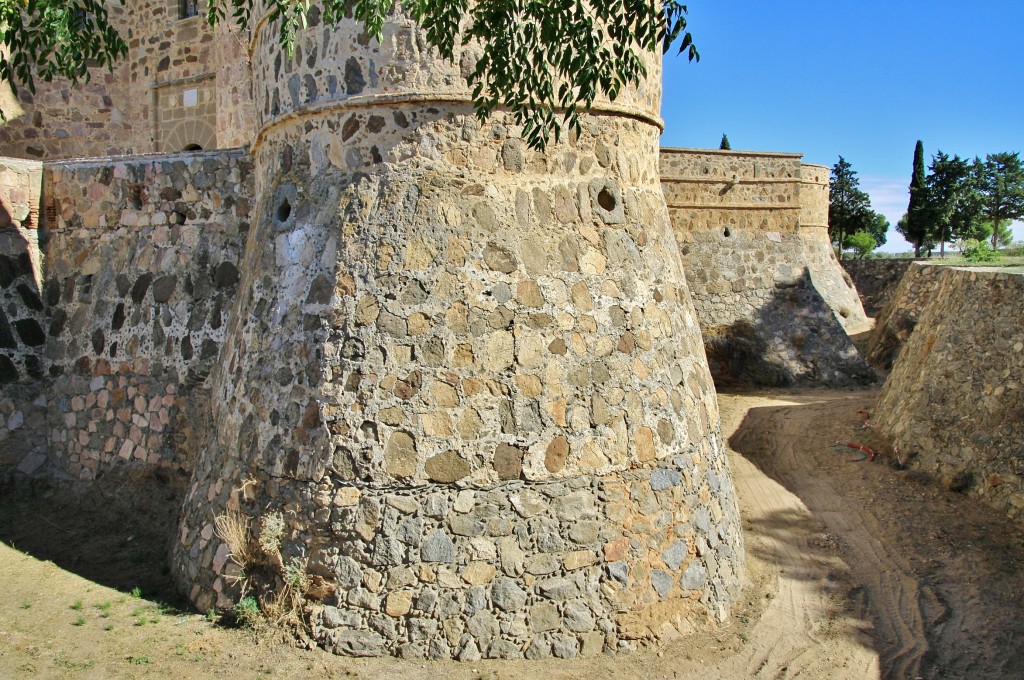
top-left (2, 0), bottom-right (701, 149)
top-left (977, 152), bottom-right (1024, 249)
top-left (828, 156), bottom-right (875, 258)
top-left (719, 133), bottom-right (730, 150)
top-left (0, 0), bottom-right (127, 97)
top-left (845, 231), bottom-right (877, 259)
top-left (923, 151), bottom-right (984, 255)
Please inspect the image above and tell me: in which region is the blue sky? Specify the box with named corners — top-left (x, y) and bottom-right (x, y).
top-left (660, 1), bottom-right (1024, 252)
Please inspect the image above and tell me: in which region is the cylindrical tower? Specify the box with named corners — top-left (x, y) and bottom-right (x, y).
top-left (798, 163), bottom-right (870, 331)
top-left (173, 6), bottom-right (743, 659)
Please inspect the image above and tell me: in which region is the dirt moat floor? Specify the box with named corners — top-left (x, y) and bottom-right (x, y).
top-left (3, 387), bottom-right (1024, 679)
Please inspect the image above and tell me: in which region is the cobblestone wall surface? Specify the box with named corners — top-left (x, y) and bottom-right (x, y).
top-left (659, 149), bottom-right (872, 387)
top-left (0, 158), bottom-right (45, 384)
top-left (842, 258), bottom-right (919, 317)
top-left (0, 150), bottom-right (253, 484)
top-left (170, 9), bottom-right (744, 659)
top-left (875, 267), bottom-right (1024, 523)
top-left (866, 262), bottom-right (943, 369)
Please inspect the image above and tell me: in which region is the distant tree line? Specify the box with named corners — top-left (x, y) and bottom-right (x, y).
top-left (897, 141), bottom-right (1024, 258)
top-left (827, 157), bottom-right (890, 259)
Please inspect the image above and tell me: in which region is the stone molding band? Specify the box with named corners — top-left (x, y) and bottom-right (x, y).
top-left (666, 203), bottom-right (801, 211)
top-left (251, 93), bottom-right (665, 152)
top-left (660, 176), bottom-right (803, 185)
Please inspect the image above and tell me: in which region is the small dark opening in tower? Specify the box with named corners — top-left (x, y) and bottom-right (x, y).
top-left (276, 198), bottom-right (292, 223)
top-left (597, 188), bottom-right (616, 212)
top-left (723, 227), bottom-right (731, 238)
top-left (179, 0), bottom-right (199, 20)
top-left (183, 143), bottom-right (203, 151)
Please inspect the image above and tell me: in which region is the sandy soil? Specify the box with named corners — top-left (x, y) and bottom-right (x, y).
top-left (2, 387), bottom-right (1023, 679)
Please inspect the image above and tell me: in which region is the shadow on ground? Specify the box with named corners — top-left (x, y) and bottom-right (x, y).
top-left (0, 470), bottom-right (184, 604)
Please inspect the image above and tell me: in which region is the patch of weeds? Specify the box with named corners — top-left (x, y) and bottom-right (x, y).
top-left (127, 656), bottom-right (150, 665)
top-left (72, 616), bottom-right (86, 626)
top-left (130, 586), bottom-right (143, 599)
top-left (70, 600), bottom-right (83, 611)
top-left (206, 607), bottom-right (220, 624)
top-left (55, 657), bottom-right (94, 671)
top-left (97, 601), bottom-right (113, 618)
top-left (20, 602), bottom-right (31, 609)
top-left (104, 623), bottom-right (114, 631)
top-left (233, 596), bottom-right (262, 629)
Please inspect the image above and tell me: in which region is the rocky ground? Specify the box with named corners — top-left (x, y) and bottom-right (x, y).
top-left (2, 387), bottom-right (1023, 679)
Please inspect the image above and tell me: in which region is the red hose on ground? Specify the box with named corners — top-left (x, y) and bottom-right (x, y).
top-left (845, 442), bottom-right (878, 462)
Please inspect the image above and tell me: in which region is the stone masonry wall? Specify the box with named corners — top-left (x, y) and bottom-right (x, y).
top-left (0, 157), bottom-right (45, 383)
top-left (0, 1), bottom-right (255, 159)
top-left (659, 149), bottom-right (872, 387)
top-left (875, 267), bottom-right (1024, 523)
top-left (797, 163), bottom-right (870, 333)
top-left (866, 262), bottom-right (943, 370)
top-left (842, 258), bottom-right (919, 317)
top-left (0, 150), bottom-right (254, 485)
top-left (0, 158), bottom-right (48, 476)
top-left (170, 7), bottom-right (744, 660)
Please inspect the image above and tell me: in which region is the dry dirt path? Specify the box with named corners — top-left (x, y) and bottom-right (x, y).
top-left (2, 388), bottom-right (1022, 679)
top-left (726, 389), bottom-right (1024, 680)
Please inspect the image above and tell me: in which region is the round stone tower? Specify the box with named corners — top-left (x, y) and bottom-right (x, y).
top-left (173, 6), bottom-right (743, 659)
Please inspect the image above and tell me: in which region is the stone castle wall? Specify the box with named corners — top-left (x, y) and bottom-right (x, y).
top-left (841, 258), bottom-right (919, 317)
top-left (796, 163), bottom-right (870, 331)
top-left (875, 267), bottom-right (1024, 523)
top-left (659, 149), bottom-right (872, 387)
top-left (0, 2), bottom-right (255, 159)
top-left (0, 157), bottom-right (45, 383)
top-left (0, 157), bottom-right (47, 474)
top-left (866, 262), bottom-right (943, 369)
top-left (165, 9), bottom-right (743, 660)
top-left (0, 149), bottom-right (254, 484)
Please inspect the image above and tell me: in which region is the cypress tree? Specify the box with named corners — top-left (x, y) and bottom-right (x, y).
top-left (719, 134), bottom-right (731, 150)
top-left (899, 140), bottom-right (930, 257)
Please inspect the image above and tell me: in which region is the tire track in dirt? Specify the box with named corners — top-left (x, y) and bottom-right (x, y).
top-left (728, 392), bottom-right (928, 680)
top-left (710, 395), bottom-right (880, 679)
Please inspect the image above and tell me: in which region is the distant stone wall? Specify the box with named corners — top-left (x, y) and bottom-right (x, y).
top-left (866, 262), bottom-right (943, 369)
top-left (0, 149), bottom-right (254, 484)
top-left (659, 149), bottom-right (872, 387)
top-left (797, 164), bottom-right (870, 332)
top-left (842, 259), bottom-right (919, 317)
top-left (875, 267), bottom-right (1024, 523)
